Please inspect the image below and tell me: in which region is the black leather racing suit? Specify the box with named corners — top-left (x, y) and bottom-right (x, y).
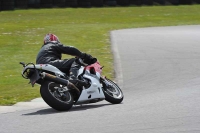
top-left (36, 42), bottom-right (82, 74)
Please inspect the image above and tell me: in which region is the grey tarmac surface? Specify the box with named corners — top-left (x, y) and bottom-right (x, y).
top-left (1, 25), bottom-right (200, 133)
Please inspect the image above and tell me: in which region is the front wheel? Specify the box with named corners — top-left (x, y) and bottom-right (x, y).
top-left (102, 78), bottom-right (124, 104)
top-left (40, 81), bottom-right (74, 111)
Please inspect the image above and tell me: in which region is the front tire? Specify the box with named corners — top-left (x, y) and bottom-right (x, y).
top-left (102, 78), bottom-right (123, 104)
top-left (40, 81), bottom-right (74, 111)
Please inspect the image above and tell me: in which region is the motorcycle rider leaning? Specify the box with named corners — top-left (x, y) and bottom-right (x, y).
top-left (36, 33), bottom-right (96, 85)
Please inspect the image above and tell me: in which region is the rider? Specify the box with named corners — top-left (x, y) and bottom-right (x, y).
top-left (36, 33), bottom-right (96, 85)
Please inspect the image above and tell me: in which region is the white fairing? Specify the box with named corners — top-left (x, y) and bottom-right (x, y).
top-left (23, 64), bottom-right (65, 77)
top-left (76, 69), bottom-right (105, 104)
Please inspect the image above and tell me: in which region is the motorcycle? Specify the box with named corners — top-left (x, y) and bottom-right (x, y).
top-left (20, 58), bottom-right (123, 111)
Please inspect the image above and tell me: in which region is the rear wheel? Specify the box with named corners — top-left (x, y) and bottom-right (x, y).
top-left (102, 78), bottom-right (123, 104)
top-left (40, 81), bottom-right (74, 111)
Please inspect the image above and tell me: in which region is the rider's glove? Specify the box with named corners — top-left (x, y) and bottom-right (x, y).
top-left (80, 53), bottom-right (92, 60)
top-left (80, 53), bottom-right (97, 65)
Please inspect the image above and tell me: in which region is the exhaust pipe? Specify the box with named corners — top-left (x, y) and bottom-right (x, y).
top-left (40, 72), bottom-right (80, 94)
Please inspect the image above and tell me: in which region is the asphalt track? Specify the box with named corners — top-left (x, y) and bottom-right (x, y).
top-left (1, 25), bottom-right (200, 133)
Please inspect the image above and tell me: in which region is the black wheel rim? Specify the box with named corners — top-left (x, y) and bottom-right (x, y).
top-left (48, 82), bottom-right (72, 103)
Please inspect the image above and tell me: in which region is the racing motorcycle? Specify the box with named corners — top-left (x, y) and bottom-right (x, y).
top-left (20, 58), bottom-right (123, 111)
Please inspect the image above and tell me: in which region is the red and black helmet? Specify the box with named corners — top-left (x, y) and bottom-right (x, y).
top-left (44, 33), bottom-right (60, 44)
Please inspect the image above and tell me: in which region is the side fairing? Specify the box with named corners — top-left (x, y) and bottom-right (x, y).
top-left (76, 68), bottom-right (105, 104)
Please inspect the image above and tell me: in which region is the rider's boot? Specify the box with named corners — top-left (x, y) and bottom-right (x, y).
top-left (69, 60), bottom-right (80, 80)
top-left (69, 60), bottom-right (87, 86)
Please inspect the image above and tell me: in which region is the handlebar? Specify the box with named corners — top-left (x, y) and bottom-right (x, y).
top-left (78, 58), bottom-right (88, 66)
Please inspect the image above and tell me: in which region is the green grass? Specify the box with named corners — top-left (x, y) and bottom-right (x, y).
top-left (0, 5), bottom-right (200, 105)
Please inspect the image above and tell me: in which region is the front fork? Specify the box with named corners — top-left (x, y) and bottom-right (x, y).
top-left (100, 76), bottom-right (113, 89)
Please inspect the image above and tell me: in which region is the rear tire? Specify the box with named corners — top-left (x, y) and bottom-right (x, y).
top-left (40, 81), bottom-right (74, 111)
top-left (102, 78), bottom-right (123, 104)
